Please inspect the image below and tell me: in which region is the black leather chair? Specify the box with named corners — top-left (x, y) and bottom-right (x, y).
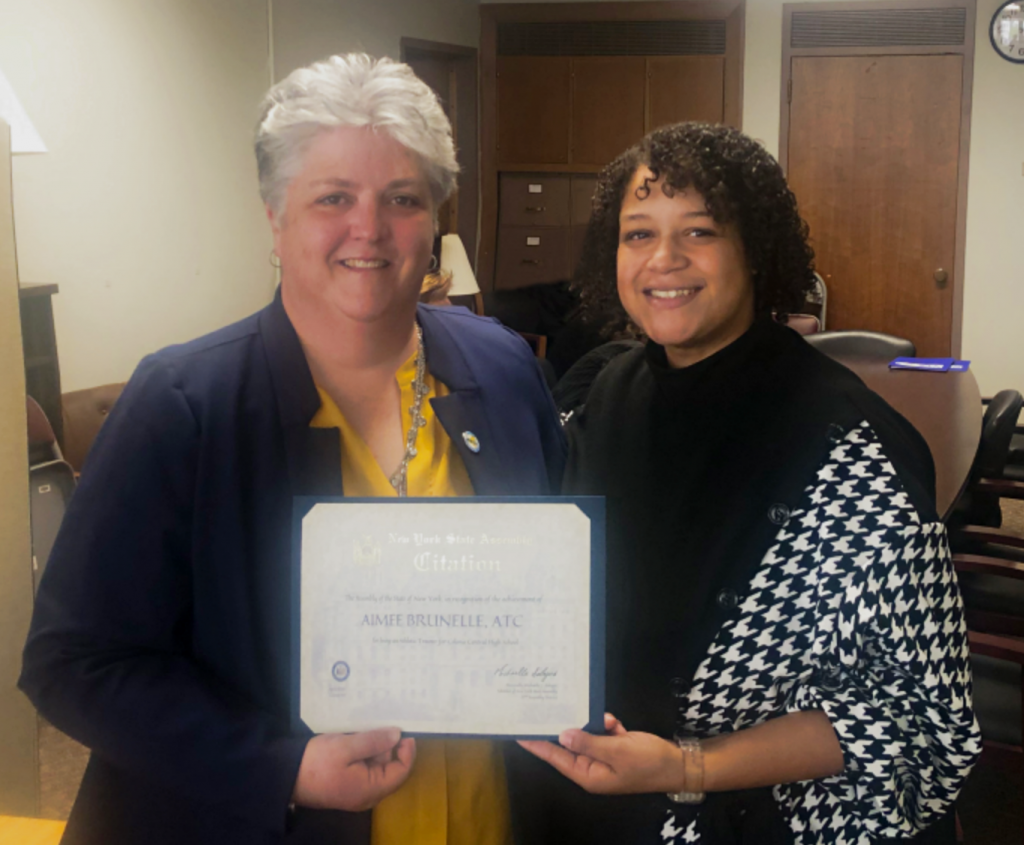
top-left (1004, 412), bottom-right (1024, 482)
top-left (804, 330), bottom-right (915, 360)
top-left (950, 390), bottom-right (1024, 530)
top-left (1008, 433), bottom-right (1024, 480)
top-left (955, 544), bottom-right (1024, 837)
top-left (948, 390), bottom-right (1024, 818)
top-left (950, 390), bottom-right (1024, 619)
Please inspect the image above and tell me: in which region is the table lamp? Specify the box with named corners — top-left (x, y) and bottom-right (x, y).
top-left (439, 234), bottom-right (480, 297)
top-left (0, 66), bottom-right (46, 154)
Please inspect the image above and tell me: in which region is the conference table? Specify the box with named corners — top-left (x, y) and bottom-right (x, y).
top-left (838, 357), bottom-right (983, 520)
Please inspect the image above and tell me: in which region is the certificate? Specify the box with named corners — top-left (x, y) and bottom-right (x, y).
top-left (292, 497), bottom-right (604, 739)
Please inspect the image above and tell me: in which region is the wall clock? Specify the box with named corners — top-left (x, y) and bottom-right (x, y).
top-left (991, 0), bottom-right (1024, 63)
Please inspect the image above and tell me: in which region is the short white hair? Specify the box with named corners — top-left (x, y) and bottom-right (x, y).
top-left (255, 54), bottom-right (459, 217)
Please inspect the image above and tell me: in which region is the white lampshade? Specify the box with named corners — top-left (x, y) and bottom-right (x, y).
top-left (440, 234), bottom-right (480, 297)
top-left (0, 66), bottom-right (46, 153)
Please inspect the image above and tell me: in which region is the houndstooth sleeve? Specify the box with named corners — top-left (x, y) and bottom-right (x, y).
top-left (779, 422), bottom-right (982, 840)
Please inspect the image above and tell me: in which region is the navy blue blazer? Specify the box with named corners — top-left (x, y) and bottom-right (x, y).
top-left (20, 293), bottom-right (566, 845)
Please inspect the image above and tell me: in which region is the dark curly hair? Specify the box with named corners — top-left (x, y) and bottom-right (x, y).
top-left (574, 122), bottom-right (816, 335)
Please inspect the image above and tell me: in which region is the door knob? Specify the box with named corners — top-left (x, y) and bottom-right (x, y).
top-left (934, 268), bottom-right (948, 287)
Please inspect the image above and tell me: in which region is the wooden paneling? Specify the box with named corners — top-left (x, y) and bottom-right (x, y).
top-left (786, 54), bottom-right (963, 357)
top-left (570, 226), bottom-right (588, 277)
top-left (647, 56), bottom-right (726, 129)
top-left (497, 56), bottom-right (571, 166)
top-left (402, 40), bottom-right (479, 255)
top-left (723, 4), bottom-right (745, 128)
top-left (571, 57), bottom-right (647, 166)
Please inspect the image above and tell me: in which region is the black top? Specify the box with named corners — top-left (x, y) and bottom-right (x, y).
top-left (566, 318), bottom-right (934, 737)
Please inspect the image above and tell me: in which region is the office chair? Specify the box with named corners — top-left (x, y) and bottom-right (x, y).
top-left (804, 330), bottom-right (916, 361)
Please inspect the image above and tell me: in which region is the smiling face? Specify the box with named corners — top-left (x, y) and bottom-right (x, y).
top-left (269, 125), bottom-right (435, 330)
top-left (616, 166), bottom-right (756, 369)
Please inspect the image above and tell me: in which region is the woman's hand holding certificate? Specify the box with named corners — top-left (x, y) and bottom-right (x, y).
top-left (519, 714), bottom-right (691, 796)
top-left (292, 729), bottom-right (417, 811)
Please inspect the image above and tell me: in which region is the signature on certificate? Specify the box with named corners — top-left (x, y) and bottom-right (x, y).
top-left (495, 665), bottom-right (559, 682)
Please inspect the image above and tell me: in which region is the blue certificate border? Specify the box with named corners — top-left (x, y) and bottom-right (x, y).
top-left (291, 495), bottom-right (605, 741)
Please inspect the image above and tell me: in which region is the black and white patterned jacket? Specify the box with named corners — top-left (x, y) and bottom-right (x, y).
top-left (662, 421), bottom-right (982, 844)
top-left (524, 320), bottom-right (982, 845)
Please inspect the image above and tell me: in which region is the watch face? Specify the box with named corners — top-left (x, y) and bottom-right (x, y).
top-left (991, 0), bottom-right (1024, 63)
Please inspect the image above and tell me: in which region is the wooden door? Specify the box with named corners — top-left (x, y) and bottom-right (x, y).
top-left (497, 57), bottom-right (571, 166)
top-left (787, 55), bottom-right (963, 357)
top-left (647, 56), bottom-right (725, 129)
top-left (571, 57), bottom-right (646, 166)
top-left (407, 55), bottom-right (458, 235)
top-left (404, 41), bottom-right (479, 255)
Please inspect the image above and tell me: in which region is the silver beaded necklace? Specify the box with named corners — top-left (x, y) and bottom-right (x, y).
top-left (388, 324), bottom-right (427, 497)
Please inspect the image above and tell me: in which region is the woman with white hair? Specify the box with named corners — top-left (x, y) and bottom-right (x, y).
top-left (21, 54), bottom-right (564, 845)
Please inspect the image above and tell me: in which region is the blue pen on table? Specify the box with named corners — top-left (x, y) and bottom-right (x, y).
top-left (888, 357), bottom-right (970, 372)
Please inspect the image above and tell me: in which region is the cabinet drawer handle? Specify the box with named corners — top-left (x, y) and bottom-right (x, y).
top-left (524, 206), bottom-right (546, 213)
top-left (521, 259), bottom-right (540, 265)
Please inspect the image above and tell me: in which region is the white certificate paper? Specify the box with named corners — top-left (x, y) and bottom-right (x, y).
top-left (295, 499), bottom-right (602, 738)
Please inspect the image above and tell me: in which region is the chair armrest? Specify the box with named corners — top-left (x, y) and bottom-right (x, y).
top-left (954, 553), bottom-right (1024, 580)
top-left (968, 631), bottom-right (1024, 665)
top-left (956, 525), bottom-right (1024, 550)
top-left (516, 332), bottom-right (548, 360)
top-left (976, 478), bottom-right (1024, 498)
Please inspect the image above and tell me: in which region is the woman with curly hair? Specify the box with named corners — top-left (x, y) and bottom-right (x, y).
top-left (514, 123), bottom-right (980, 845)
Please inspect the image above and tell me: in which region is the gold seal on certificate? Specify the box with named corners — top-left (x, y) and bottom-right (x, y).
top-left (295, 498), bottom-right (604, 738)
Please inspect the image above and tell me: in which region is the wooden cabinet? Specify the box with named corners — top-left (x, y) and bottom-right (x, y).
top-left (496, 56), bottom-right (728, 169)
top-left (570, 175), bottom-right (597, 272)
top-left (570, 175), bottom-right (597, 225)
top-left (480, 2), bottom-right (745, 291)
top-left (571, 57), bottom-right (647, 166)
top-left (497, 57), bottom-right (571, 166)
top-left (647, 56), bottom-right (726, 129)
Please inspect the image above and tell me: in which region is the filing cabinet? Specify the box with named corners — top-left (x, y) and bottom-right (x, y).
top-left (570, 175), bottom-right (597, 226)
top-left (495, 227), bottom-right (570, 290)
top-left (499, 175), bottom-right (571, 227)
top-left (495, 173), bottom-right (598, 290)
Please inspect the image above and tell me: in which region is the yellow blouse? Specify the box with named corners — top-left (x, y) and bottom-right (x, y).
top-left (310, 352), bottom-right (512, 845)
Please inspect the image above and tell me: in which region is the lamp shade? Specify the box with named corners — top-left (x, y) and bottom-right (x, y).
top-left (0, 66), bottom-right (46, 153)
top-left (440, 234), bottom-right (480, 297)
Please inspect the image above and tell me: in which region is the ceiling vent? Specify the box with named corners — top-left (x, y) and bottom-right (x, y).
top-left (498, 20), bottom-right (727, 57)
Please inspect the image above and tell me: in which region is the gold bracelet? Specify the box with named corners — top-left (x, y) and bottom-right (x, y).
top-left (667, 736), bottom-right (705, 804)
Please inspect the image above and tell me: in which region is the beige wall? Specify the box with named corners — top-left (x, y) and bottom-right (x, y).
top-left (0, 121), bottom-right (37, 816)
top-left (0, 0), bottom-right (274, 393)
top-left (2, 0), bottom-right (482, 393)
top-left (272, 0), bottom-right (480, 80)
top-left (960, 0), bottom-right (1024, 397)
